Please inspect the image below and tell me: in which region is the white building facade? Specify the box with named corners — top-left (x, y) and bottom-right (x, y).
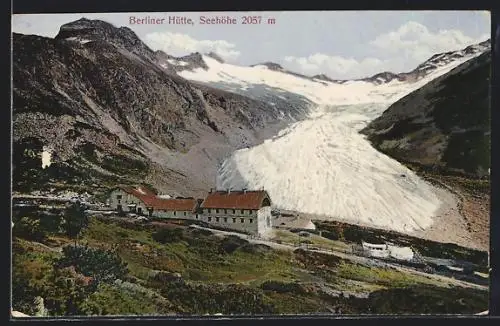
top-left (362, 241), bottom-right (414, 261)
top-left (109, 186), bottom-right (152, 215)
top-left (361, 241), bottom-right (390, 258)
top-left (198, 190), bottom-right (273, 236)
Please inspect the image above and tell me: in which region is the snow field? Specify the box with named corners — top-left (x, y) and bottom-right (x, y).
top-left (179, 48), bottom-right (487, 234)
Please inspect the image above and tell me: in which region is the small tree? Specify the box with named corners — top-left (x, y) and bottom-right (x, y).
top-left (61, 201), bottom-right (89, 245)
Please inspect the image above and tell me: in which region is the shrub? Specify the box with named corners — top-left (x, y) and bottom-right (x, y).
top-left (13, 216), bottom-right (47, 242)
top-left (218, 235), bottom-right (249, 254)
top-left (11, 252), bottom-right (95, 316)
top-left (153, 271), bottom-right (183, 283)
top-left (154, 281), bottom-right (274, 315)
top-left (56, 245), bottom-right (129, 288)
top-left (260, 280), bottom-right (306, 294)
top-left (42, 267), bottom-right (95, 316)
top-left (239, 243), bottom-right (272, 254)
top-left (152, 227), bottom-right (184, 244)
top-left (321, 231), bottom-right (339, 241)
top-left (61, 201), bottom-right (89, 243)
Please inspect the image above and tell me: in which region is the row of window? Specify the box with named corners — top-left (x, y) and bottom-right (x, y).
top-left (206, 208), bottom-right (253, 215)
top-left (116, 194), bottom-right (255, 217)
top-left (203, 216), bottom-right (253, 224)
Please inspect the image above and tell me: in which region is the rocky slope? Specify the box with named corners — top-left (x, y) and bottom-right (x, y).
top-left (12, 18), bottom-right (306, 198)
top-left (360, 51), bottom-right (491, 178)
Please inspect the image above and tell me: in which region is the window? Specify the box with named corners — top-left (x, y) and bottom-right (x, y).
top-left (216, 217), bottom-right (220, 222)
top-left (183, 212), bottom-right (186, 216)
top-left (240, 218), bottom-right (244, 223)
top-left (208, 217), bottom-right (212, 222)
top-left (196, 215), bottom-right (199, 219)
top-left (174, 211), bottom-right (176, 216)
top-left (117, 195), bottom-right (122, 199)
top-left (248, 210), bottom-right (252, 215)
top-left (232, 209), bottom-right (236, 214)
top-left (224, 209), bottom-right (227, 214)
top-left (240, 210), bottom-right (244, 214)
top-left (118, 199), bottom-right (121, 204)
top-left (232, 218), bottom-right (236, 223)
top-left (216, 209), bottom-right (219, 213)
top-left (224, 218), bottom-right (228, 223)
top-left (249, 219), bottom-right (253, 223)
top-left (208, 209), bottom-right (211, 213)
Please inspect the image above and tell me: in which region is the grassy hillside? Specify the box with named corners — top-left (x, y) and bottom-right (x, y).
top-left (11, 211), bottom-right (488, 316)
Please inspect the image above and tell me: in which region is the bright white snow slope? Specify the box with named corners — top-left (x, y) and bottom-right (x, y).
top-left (179, 51), bottom-right (486, 233)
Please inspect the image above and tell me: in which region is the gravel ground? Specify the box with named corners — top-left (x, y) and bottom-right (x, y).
top-left (410, 185), bottom-right (488, 252)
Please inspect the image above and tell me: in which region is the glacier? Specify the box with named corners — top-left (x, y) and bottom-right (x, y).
top-left (179, 50), bottom-right (485, 233)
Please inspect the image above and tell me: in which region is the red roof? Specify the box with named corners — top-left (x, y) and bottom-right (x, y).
top-left (201, 190), bottom-right (270, 210)
top-left (145, 197), bottom-right (198, 211)
top-left (118, 186), bottom-right (197, 211)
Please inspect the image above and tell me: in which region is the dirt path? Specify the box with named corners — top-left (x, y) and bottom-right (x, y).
top-left (30, 241), bottom-right (63, 253)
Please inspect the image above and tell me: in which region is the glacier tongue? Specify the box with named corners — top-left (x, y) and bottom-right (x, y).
top-left (180, 48), bottom-right (488, 234)
top-left (217, 105), bottom-right (441, 233)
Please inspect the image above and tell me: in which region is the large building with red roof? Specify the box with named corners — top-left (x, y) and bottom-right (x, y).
top-left (108, 186), bottom-right (273, 236)
top-left (198, 189), bottom-right (273, 236)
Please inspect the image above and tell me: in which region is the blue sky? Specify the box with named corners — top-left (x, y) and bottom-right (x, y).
top-left (12, 11), bottom-right (490, 79)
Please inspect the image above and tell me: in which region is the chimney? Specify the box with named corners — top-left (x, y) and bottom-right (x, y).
top-left (227, 188), bottom-right (231, 195)
top-left (243, 188), bottom-right (247, 194)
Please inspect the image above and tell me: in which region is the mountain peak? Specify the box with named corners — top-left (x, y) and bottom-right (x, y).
top-left (175, 52), bottom-right (209, 70)
top-left (206, 52), bottom-right (224, 63)
top-left (252, 62), bottom-right (284, 71)
top-left (360, 71), bottom-right (400, 84)
top-left (56, 18), bottom-right (115, 34)
top-left (312, 74), bottom-right (335, 82)
top-left (55, 18), bottom-right (151, 54)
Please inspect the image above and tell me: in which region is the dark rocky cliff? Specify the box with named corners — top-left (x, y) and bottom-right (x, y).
top-left (361, 51), bottom-right (491, 178)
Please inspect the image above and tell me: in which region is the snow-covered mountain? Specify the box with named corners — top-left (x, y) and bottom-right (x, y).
top-left (14, 16), bottom-right (490, 237)
top-left (177, 40), bottom-right (490, 234)
top-left (360, 39), bottom-right (490, 85)
top-left (178, 41), bottom-right (489, 107)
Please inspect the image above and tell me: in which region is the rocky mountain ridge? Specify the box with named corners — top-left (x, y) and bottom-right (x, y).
top-left (360, 50), bottom-right (491, 178)
top-left (12, 18), bottom-right (307, 198)
top-left (360, 39), bottom-right (490, 85)
top-left (177, 39), bottom-right (490, 86)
